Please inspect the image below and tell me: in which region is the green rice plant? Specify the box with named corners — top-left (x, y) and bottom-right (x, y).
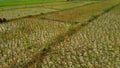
top-left (68, 23), bottom-right (76, 34)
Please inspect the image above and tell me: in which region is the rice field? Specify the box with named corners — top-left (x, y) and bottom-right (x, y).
top-left (0, 1), bottom-right (94, 20)
top-left (33, 4), bottom-right (120, 68)
top-left (0, 18), bottom-right (70, 68)
top-left (0, 0), bottom-right (120, 68)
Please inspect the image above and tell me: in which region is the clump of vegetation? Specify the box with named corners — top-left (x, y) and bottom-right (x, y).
top-left (69, 24), bottom-right (75, 32)
top-left (40, 13), bottom-right (45, 15)
top-left (27, 15), bottom-right (32, 18)
top-left (67, 23), bottom-right (76, 36)
top-left (0, 18), bottom-right (7, 23)
top-left (0, 18), bottom-right (3, 23)
top-left (74, 21), bottom-right (79, 24)
top-left (80, 22), bottom-right (87, 27)
top-left (40, 16), bottom-right (46, 19)
top-left (41, 42), bottom-right (51, 54)
top-left (66, 0), bottom-right (73, 2)
top-left (3, 18), bottom-right (7, 22)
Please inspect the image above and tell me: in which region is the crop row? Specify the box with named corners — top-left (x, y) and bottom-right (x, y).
top-left (0, 18), bottom-right (70, 68)
top-left (31, 4), bottom-right (120, 68)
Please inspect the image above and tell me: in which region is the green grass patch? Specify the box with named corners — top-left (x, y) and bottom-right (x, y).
top-left (0, 0), bottom-right (65, 7)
